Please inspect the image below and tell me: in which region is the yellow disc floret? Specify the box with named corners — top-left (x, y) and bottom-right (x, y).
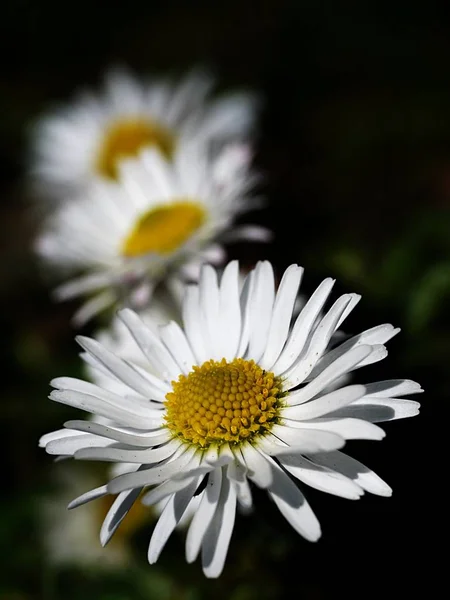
top-left (122, 200), bottom-right (206, 257)
top-left (97, 117), bottom-right (175, 179)
top-left (164, 358), bottom-right (285, 447)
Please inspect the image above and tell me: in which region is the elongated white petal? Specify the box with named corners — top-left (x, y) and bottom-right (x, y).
top-left (262, 425), bottom-right (345, 454)
top-left (201, 472), bottom-right (237, 578)
top-left (75, 439), bottom-right (181, 464)
top-left (328, 398), bottom-right (421, 422)
top-left (272, 278), bottom-right (335, 374)
top-left (279, 454), bottom-right (363, 500)
top-left (107, 448), bottom-right (200, 493)
top-left (226, 461), bottom-right (252, 509)
top-left (283, 384), bottom-right (367, 419)
top-left (262, 454), bottom-right (321, 542)
top-left (158, 321), bottom-right (196, 374)
top-left (72, 290), bottom-right (116, 326)
top-left (186, 468), bottom-right (222, 563)
top-left (311, 324), bottom-right (400, 379)
top-left (246, 261), bottom-right (275, 363)
top-left (199, 264), bottom-right (221, 360)
top-left (148, 477), bottom-right (201, 564)
top-left (236, 270), bottom-right (255, 357)
top-left (260, 264), bottom-right (304, 370)
top-left (46, 433), bottom-right (114, 456)
top-left (285, 346), bottom-right (372, 405)
top-left (182, 286), bottom-right (210, 365)
top-left (363, 379), bottom-right (423, 398)
top-left (284, 417), bottom-right (385, 440)
top-left (64, 419), bottom-right (170, 447)
top-left (39, 428), bottom-right (83, 448)
top-left (283, 294), bottom-right (358, 387)
top-left (67, 485), bottom-right (109, 509)
top-left (218, 261), bottom-right (242, 359)
top-left (141, 475), bottom-right (201, 507)
top-left (75, 336), bottom-right (164, 399)
top-left (49, 389), bottom-right (161, 430)
top-left (240, 444), bottom-right (273, 488)
top-left (117, 309), bottom-right (181, 382)
top-left (100, 487), bottom-right (142, 546)
top-left (312, 451), bottom-right (392, 496)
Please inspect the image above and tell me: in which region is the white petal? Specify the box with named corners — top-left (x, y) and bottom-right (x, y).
top-left (246, 261), bottom-right (275, 363)
top-left (71, 290), bottom-right (116, 326)
top-left (182, 286), bottom-right (210, 365)
top-left (283, 294), bottom-right (359, 388)
top-left (272, 278), bottom-right (335, 374)
top-left (260, 265), bottom-right (304, 370)
top-left (64, 419), bottom-right (170, 447)
top-left (75, 438), bottom-right (182, 464)
top-left (67, 485), bottom-right (109, 509)
top-left (55, 272), bottom-right (112, 299)
top-left (158, 321), bottom-right (196, 374)
top-left (141, 475), bottom-right (201, 507)
top-left (329, 398), bottom-right (421, 422)
top-left (75, 336), bottom-right (164, 398)
top-left (186, 468), bottom-right (222, 563)
top-left (283, 384), bottom-right (367, 419)
top-left (279, 454), bottom-right (364, 500)
top-left (240, 444), bottom-right (273, 488)
top-left (100, 487), bottom-right (142, 546)
top-left (49, 388), bottom-right (161, 430)
top-left (117, 309), bottom-right (181, 382)
top-left (263, 454), bottom-right (321, 542)
top-left (39, 428), bottom-right (83, 448)
top-left (310, 324), bottom-right (400, 379)
top-left (262, 426), bottom-right (345, 455)
top-left (148, 477), bottom-right (201, 564)
top-left (312, 451), bottom-right (392, 496)
top-left (107, 447), bottom-right (200, 493)
top-left (201, 472), bottom-right (237, 578)
top-left (226, 461), bottom-right (252, 509)
top-left (363, 379), bottom-right (423, 398)
top-left (284, 417), bottom-right (385, 440)
top-left (198, 264), bottom-right (221, 360)
top-left (236, 270), bottom-right (255, 357)
top-left (285, 346), bottom-right (372, 406)
top-left (46, 433), bottom-right (114, 456)
top-left (218, 261), bottom-right (242, 360)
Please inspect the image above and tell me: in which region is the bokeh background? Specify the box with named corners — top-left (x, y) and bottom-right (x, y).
top-left (0, 0), bottom-right (444, 598)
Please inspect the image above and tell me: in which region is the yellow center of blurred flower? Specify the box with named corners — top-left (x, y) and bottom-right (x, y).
top-left (97, 117), bottom-right (175, 179)
top-left (122, 200), bottom-right (206, 257)
top-left (164, 358), bottom-right (284, 447)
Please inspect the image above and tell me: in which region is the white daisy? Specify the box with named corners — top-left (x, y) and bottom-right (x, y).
top-left (35, 143), bottom-right (269, 325)
top-left (30, 66), bottom-right (259, 199)
top-left (40, 261), bottom-right (422, 578)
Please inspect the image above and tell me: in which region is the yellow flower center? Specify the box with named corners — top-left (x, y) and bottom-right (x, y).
top-left (122, 200), bottom-right (206, 258)
top-left (164, 358), bottom-right (284, 448)
top-left (97, 117), bottom-right (175, 179)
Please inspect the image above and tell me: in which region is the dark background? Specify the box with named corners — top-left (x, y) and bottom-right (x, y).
top-left (0, 1), bottom-right (444, 598)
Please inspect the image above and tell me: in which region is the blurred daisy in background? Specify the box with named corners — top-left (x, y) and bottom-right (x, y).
top-left (40, 260), bottom-right (422, 578)
top-left (40, 463), bottom-right (149, 569)
top-left (35, 142), bottom-right (270, 325)
top-left (30, 66), bottom-right (259, 200)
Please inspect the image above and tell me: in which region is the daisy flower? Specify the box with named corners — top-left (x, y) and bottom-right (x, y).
top-left (40, 261), bottom-right (422, 578)
top-left (35, 143), bottom-right (269, 325)
top-left (30, 67), bottom-right (259, 199)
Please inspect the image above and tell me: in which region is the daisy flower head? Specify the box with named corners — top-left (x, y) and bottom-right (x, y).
top-left (35, 142), bottom-right (269, 325)
top-left (30, 66), bottom-right (259, 200)
top-left (40, 261), bottom-right (422, 578)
